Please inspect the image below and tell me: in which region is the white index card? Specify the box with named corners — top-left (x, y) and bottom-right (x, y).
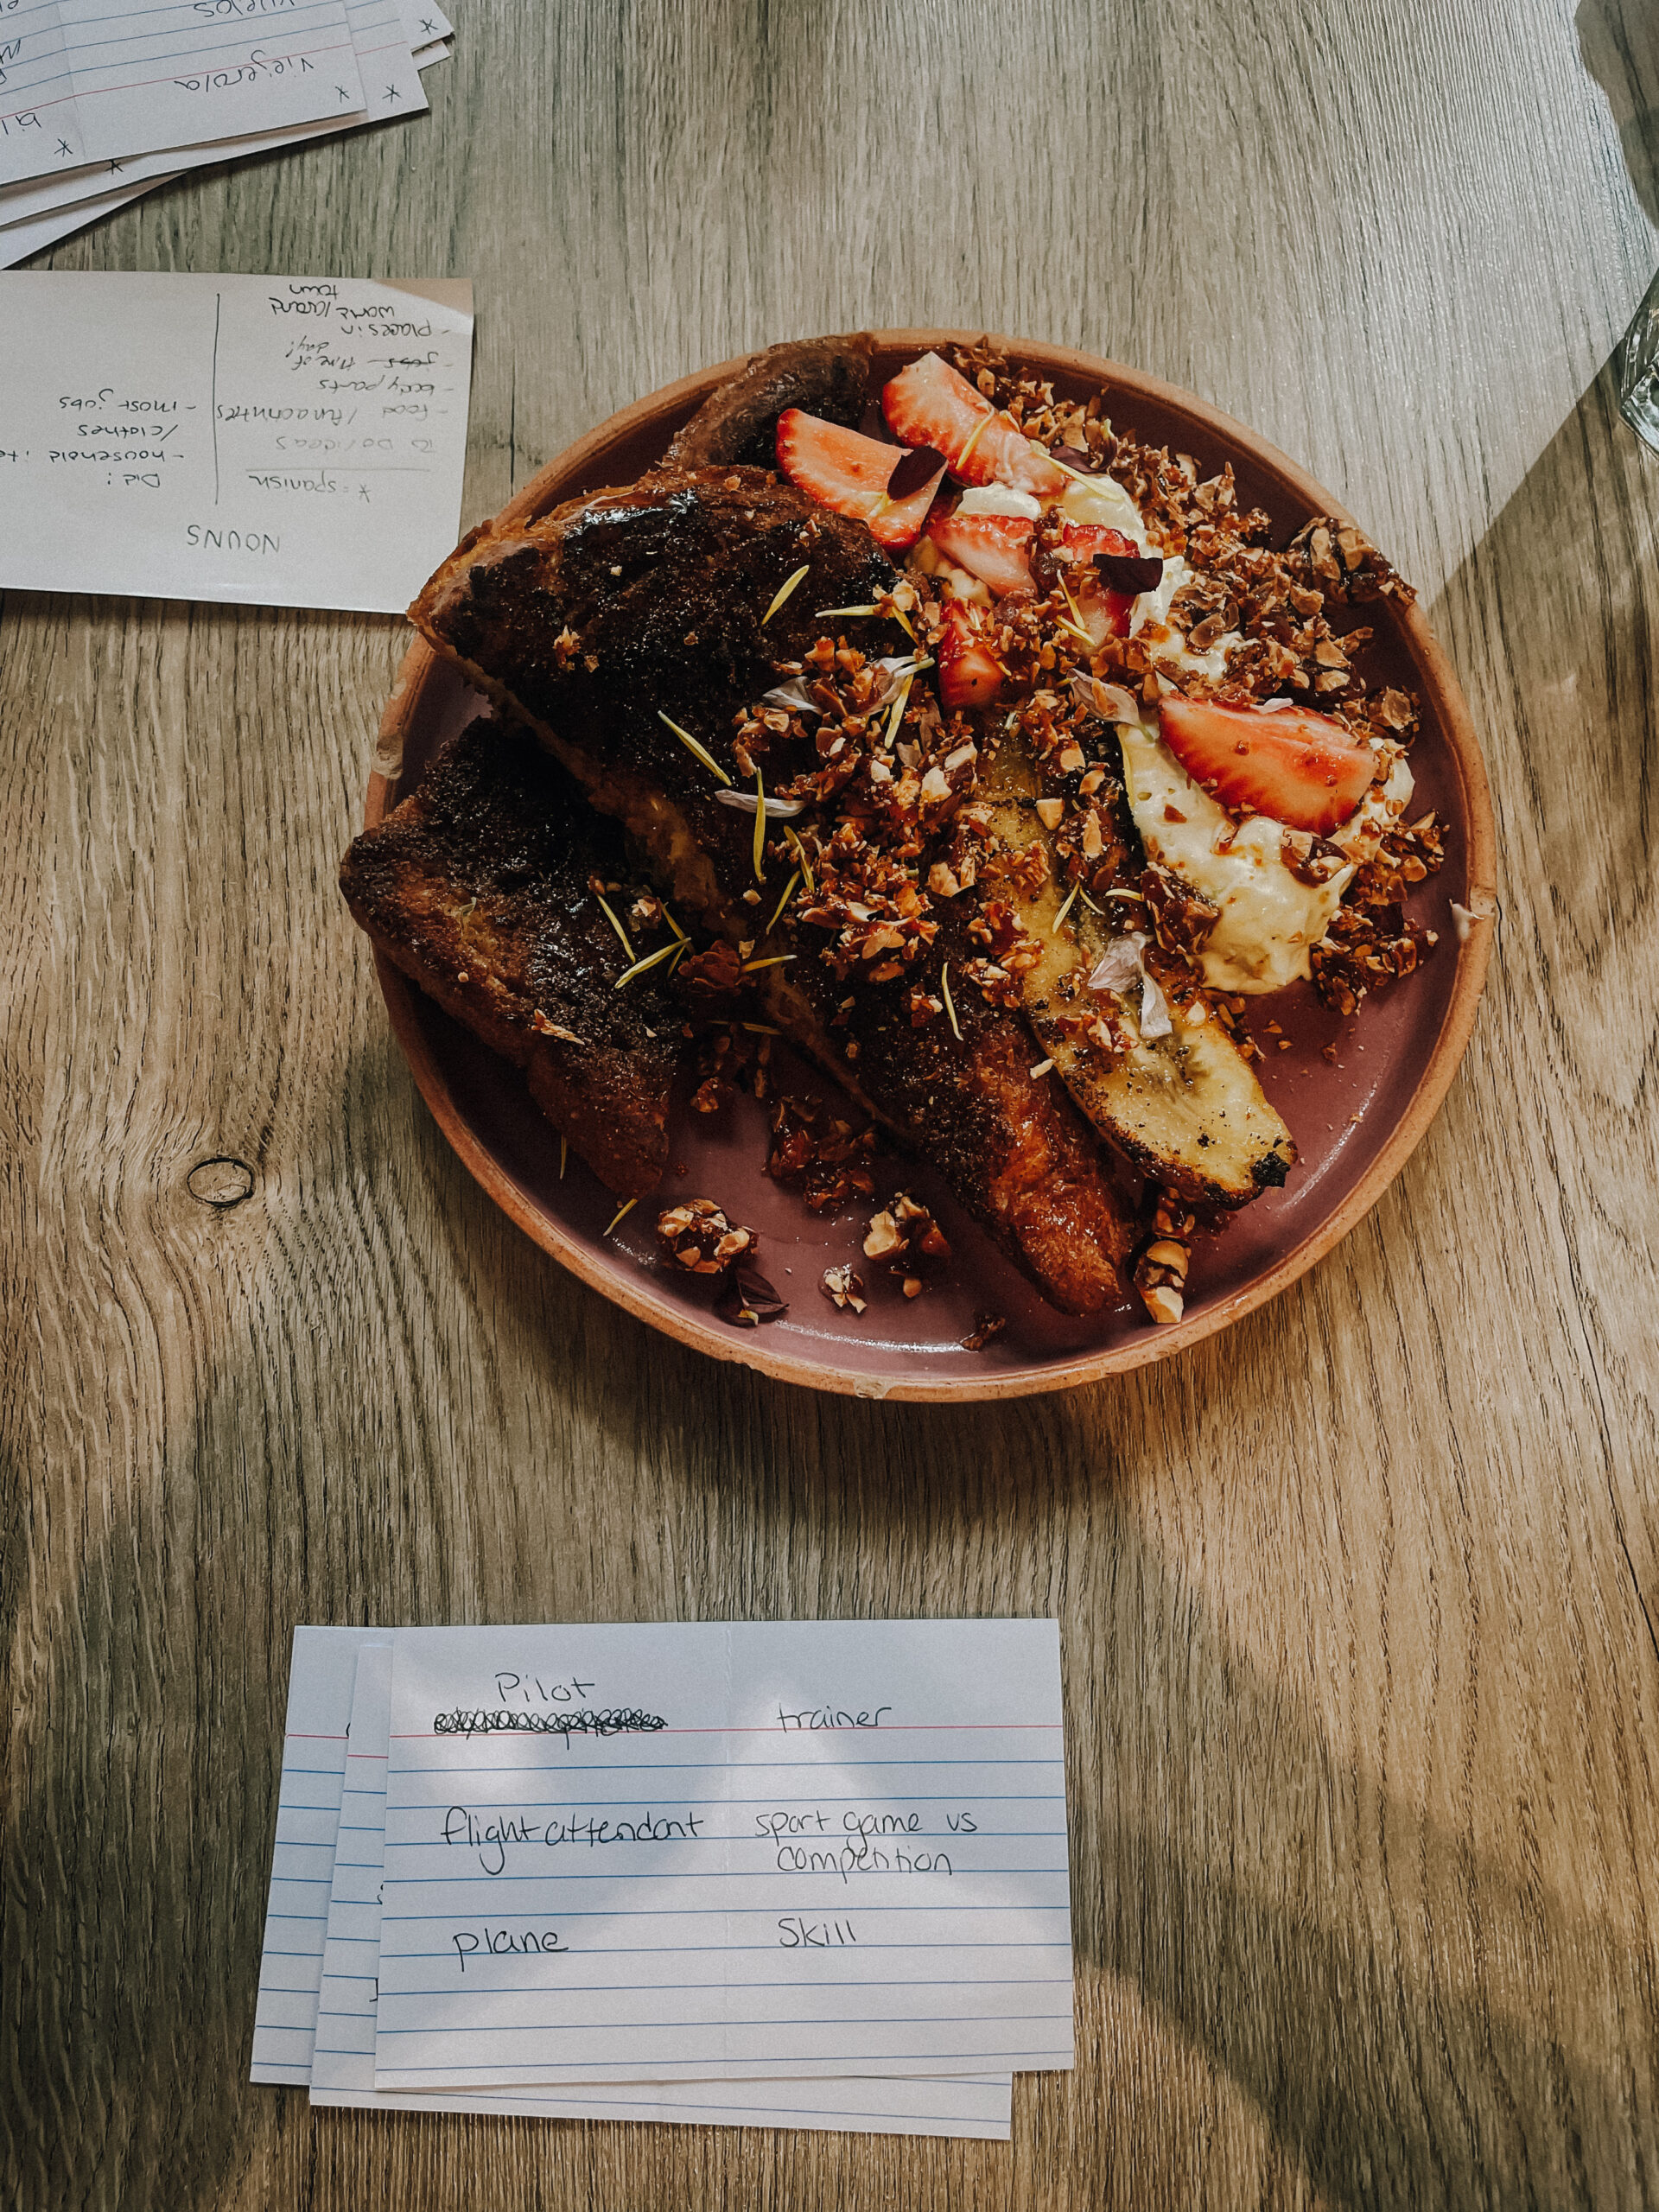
top-left (397, 0), bottom-right (451, 44)
top-left (0, 0), bottom-right (425, 236)
top-left (375, 1621), bottom-right (1075, 2090)
top-left (0, 271), bottom-right (473, 610)
top-left (0, 1), bottom-right (365, 187)
top-left (311, 1643), bottom-right (1012, 2139)
top-left (250, 1626), bottom-right (391, 2083)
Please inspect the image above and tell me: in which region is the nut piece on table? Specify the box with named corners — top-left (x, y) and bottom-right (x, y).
top-left (656, 1198), bottom-right (758, 1274)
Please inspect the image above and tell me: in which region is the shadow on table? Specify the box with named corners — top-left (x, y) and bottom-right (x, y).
top-left (9, 355), bottom-right (1659, 2212)
top-left (1578, 0), bottom-right (1659, 227)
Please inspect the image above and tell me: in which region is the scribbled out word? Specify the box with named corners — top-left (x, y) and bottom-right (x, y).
top-left (432, 1706), bottom-right (667, 1745)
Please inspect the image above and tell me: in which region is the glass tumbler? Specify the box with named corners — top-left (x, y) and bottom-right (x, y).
top-left (1618, 267), bottom-right (1659, 454)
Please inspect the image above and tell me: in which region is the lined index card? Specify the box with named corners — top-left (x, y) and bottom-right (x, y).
top-left (250, 1625), bottom-right (391, 2083)
top-left (311, 1643), bottom-right (1013, 2139)
top-left (0, 1), bottom-right (365, 187)
top-left (375, 1621), bottom-right (1074, 2090)
top-left (0, 0), bottom-right (425, 238)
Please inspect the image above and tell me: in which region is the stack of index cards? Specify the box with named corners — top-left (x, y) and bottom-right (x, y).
top-left (1, 1), bottom-right (456, 269)
top-left (251, 1619), bottom-right (1076, 2140)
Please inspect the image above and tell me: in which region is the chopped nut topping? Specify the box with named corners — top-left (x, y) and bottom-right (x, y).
top-left (1135, 1190), bottom-right (1195, 1326)
top-left (1308, 811), bottom-right (1445, 1014)
top-left (862, 1208), bottom-right (906, 1262)
top-left (767, 1094), bottom-right (878, 1213)
top-left (820, 1264), bottom-right (868, 1313)
top-left (531, 1009), bottom-right (587, 1046)
top-left (655, 1198), bottom-right (757, 1274)
top-left (960, 1312), bottom-right (1007, 1351)
top-left (862, 1191), bottom-right (951, 1288)
top-left (1281, 830), bottom-right (1351, 886)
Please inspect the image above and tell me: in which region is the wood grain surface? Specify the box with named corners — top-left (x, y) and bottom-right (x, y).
top-left (3, 2), bottom-right (1658, 2206)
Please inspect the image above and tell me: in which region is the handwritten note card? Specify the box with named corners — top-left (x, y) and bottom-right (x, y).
top-left (375, 1621), bottom-right (1073, 2089)
top-left (308, 1643), bottom-right (1014, 2139)
top-left (0, 1), bottom-right (365, 187)
top-left (0, 273), bottom-right (472, 611)
top-left (0, 0), bottom-right (424, 234)
top-left (251, 1626), bottom-right (391, 2084)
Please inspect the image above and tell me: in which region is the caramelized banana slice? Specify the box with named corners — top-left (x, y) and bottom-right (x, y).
top-left (973, 728), bottom-right (1296, 1206)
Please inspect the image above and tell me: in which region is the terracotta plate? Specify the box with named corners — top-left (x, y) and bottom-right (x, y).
top-left (367, 330), bottom-right (1495, 1401)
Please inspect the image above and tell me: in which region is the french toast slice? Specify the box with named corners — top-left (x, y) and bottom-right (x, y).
top-left (661, 334), bottom-right (874, 472)
top-left (410, 469), bottom-right (1136, 1313)
top-left (340, 715), bottom-right (683, 1200)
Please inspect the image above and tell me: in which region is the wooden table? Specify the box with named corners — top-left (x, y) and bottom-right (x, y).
top-left (5, 3), bottom-right (1658, 2204)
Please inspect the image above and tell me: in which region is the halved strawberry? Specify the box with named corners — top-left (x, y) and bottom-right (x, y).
top-left (883, 353), bottom-right (1067, 500)
top-left (937, 600), bottom-right (1004, 709)
top-left (1159, 696), bottom-right (1376, 835)
top-left (925, 507), bottom-right (1035, 596)
top-left (774, 409), bottom-right (943, 550)
top-left (1059, 523), bottom-right (1138, 639)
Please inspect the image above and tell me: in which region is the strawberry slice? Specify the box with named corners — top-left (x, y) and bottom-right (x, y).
top-left (883, 353), bottom-right (1067, 500)
top-left (774, 409), bottom-right (943, 550)
top-left (925, 507), bottom-right (1035, 596)
top-left (1059, 523), bottom-right (1138, 639)
top-left (937, 600), bottom-right (1004, 709)
top-left (1159, 696), bottom-right (1376, 836)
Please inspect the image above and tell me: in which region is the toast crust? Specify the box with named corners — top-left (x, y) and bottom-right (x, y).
top-left (340, 716), bottom-right (682, 1199)
top-left (661, 334), bottom-right (874, 472)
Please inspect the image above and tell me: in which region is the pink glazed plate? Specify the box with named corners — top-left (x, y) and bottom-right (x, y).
top-left (365, 331), bottom-right (1496, 1401)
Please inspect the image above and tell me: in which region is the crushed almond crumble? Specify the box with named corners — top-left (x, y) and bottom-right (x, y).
top-left (862, 1192), bottom-right (951, 1296)
top-left (656, 1199), bottom-right (758, 1274)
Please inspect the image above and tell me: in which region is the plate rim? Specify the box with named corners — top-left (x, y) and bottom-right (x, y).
top-left (366, 327), bottom-right (1497, 1402)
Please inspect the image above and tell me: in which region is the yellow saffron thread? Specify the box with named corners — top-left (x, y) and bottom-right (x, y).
top-left (785, 827), bottom-right (815, 893)
top-left (765, 870), bottom-right (799, 938)
top-left (613, 940), bottom-right (681, 989)
top-left (884, 677), bottom-right (913, 751)
top-left (594, 894), bottom-right (634, 961)
top-left (954, 409), bottom-right (995, 474)
top-left (657, 710), bottom-right (732, 786)
top-left (940, 961), bottom-right (962, 1040)
top-left (761, 563), bottom-right (810, 626)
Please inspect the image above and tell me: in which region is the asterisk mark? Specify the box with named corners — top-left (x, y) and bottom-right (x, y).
top-left (381, 83), bottom-right (402, 102)
top-left (54, 137), bottom-right (73, 157)
top-left (335, 83), bottom-right (352, 100)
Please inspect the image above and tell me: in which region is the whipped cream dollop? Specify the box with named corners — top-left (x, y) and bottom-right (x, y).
top-left (1116, 716), bottom-right (1414, 993)
top-left (1058, 474), bottom-right (1237, 677)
